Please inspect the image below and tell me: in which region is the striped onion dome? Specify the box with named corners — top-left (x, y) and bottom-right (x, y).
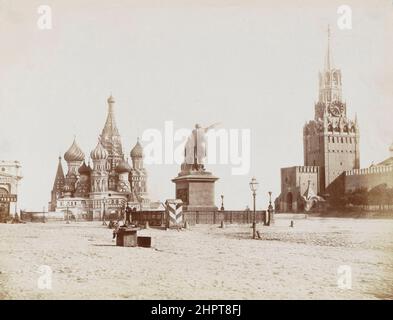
top-left (64, 139), bottom-right (85, 162)
top-left (90, 141), bottom-right (108, 160)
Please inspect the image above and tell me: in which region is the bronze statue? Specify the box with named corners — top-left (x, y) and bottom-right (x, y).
top-left (183, 123), bottom-right (219, 171)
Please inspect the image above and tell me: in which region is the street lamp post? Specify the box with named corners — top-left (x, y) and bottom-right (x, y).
top-left (102, 197), bottom-right (107, 226)
top-left (249, 177), bottom-right (259, 239)
top-left (66, 204), bottom-right (69, 224)
top-left (88, 200), bottom-right (92, 221)
top-left (220, 195), bottom-right (224, 211)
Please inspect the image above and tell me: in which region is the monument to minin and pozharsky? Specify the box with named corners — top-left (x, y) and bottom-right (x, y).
top-left (172, 124), bottom-right (219, 211)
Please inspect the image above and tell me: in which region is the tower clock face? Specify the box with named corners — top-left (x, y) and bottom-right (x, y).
top-left (329, 101), bottom-right (344, 117)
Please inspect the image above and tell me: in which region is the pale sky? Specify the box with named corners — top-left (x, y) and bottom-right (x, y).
top-left (1, 0), bottom-right (392, 211)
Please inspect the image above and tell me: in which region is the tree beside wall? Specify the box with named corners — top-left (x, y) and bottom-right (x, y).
top-left (341, 184), bottom-right (393, 210)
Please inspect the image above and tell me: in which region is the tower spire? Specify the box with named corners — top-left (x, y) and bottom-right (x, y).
top-left (325, 25), bottom-right (332, 71)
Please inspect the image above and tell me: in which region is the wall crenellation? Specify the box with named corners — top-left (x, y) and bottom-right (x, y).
top-left (345, 165), bottom-right (393, 176)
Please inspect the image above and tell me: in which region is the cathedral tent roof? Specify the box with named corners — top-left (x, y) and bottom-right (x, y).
top-left (101, 95), bottom-right (120, 137)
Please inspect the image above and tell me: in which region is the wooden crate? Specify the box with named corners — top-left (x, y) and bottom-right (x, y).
top-left (116, 228), bottom-right (137, 247)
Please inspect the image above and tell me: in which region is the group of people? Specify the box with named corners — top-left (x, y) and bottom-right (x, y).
top-left (110, 204), bottom-right (136, 240)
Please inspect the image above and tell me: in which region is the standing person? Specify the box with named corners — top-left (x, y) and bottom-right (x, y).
top-left (112, 221), bottom-right (120, 240)
top-left (120, 204), bottom-right (125, 222)
top-left (125, 205), bottom-right (132, 226)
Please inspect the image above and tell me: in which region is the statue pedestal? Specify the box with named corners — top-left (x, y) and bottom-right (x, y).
top-left (172, 170), bottom-right (219, 211)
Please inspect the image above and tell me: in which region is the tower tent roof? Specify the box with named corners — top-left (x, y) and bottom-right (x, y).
top-left (52, 157), bottom-right (65, 190)
top-left (100, 95), bottom-right (124, 160)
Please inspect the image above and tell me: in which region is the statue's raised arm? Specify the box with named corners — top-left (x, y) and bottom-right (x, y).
top-left (204, 122), bottom-right (221, 132)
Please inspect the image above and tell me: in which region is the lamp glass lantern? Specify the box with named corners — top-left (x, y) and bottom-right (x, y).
top-left (249, 177), bottom-right (259, 193)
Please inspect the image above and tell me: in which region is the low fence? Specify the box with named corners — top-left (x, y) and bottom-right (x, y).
top-left (20, 211), bottom-right (65, 222)
top-left (20, 212), bottom-right (43, 222)
top-left (132, 211), bottom-right (166, 226)
top-left (20, 209), bottom-right (268, 225)
top-left (274, 213), bottom-right (307, 219)
top-left (183, 210), bottom-right (267, 225)
top-left (131, 210), bottom-right (267, 226)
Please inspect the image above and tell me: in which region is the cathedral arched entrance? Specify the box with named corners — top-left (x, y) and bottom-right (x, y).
top-left (286, 192), bottom-right (293, 212)
top-left (0, 187), bottom-right (10, 220)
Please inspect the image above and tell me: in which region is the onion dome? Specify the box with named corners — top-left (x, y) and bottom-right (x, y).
top-left (130, 138), bottom-right (143, 158)
top-left (115, 159), bottom-right (132, 173)
top-left (64, 139), bottom-right (85, 162)
top-left (78, 161), bottom-right (92, 175)
top-left (90, 141), bottom-right (108, 160)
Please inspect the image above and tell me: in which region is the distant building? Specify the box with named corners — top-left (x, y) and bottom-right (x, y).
top-left (279, 166), bottom-right (320, 212)
top-left (49, 95), bottom-right (152, 220)
top-left (0, 160), bottom-right (22, 220)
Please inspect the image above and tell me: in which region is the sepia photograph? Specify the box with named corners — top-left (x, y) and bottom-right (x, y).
top-left (1, 0), bottom-right (392, 310)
